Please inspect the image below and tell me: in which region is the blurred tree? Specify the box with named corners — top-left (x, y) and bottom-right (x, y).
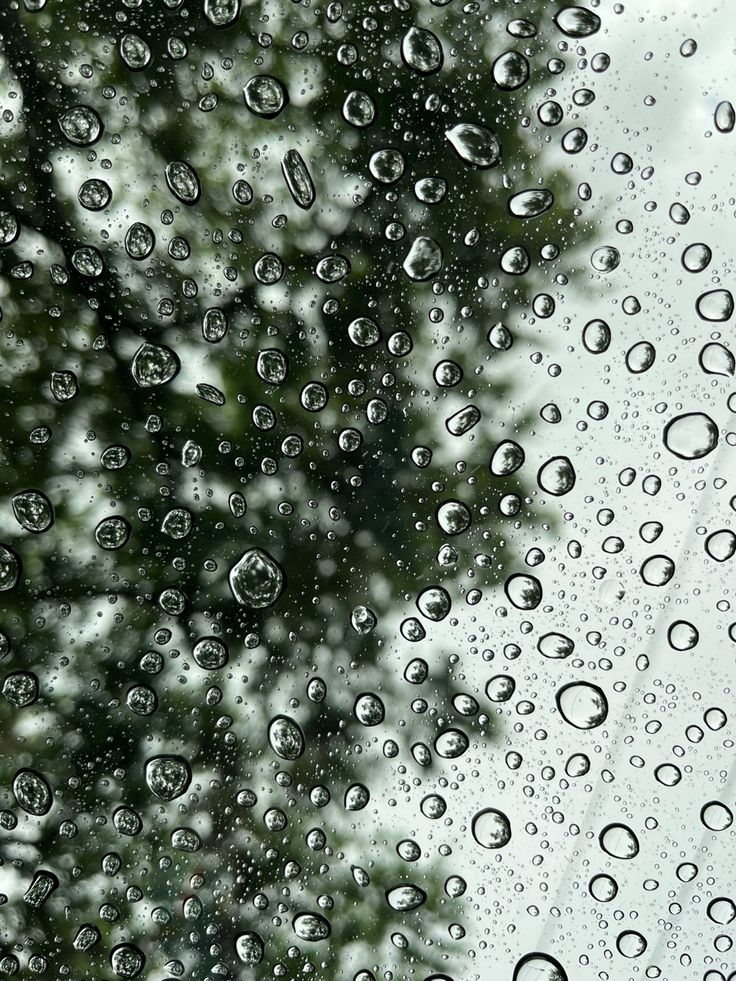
top-left (0, 0), bottom-right (580, 977)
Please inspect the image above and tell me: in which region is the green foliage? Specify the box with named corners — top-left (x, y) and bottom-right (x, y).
top-left (0, 0), bottom-right (580, 977)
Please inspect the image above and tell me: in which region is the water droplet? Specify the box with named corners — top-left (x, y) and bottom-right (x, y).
top-left (401, 27), bottom-right (443, 74)
top-left (599, 823), bottom-right (639, 859)
top-left (228, 548), bottom-right (286, 608)
top-left (144, 755), bottom-right (192, 801)
top-left (386, 884), bottom-right (427, 910)
top-left (12, 769), bottom-right (53, 815)
top-left (58, 105), bottom-right (103, 146)
top-left (292, 912), bottom-right (331, 941)
top-left (554, 5), bottom-right (600, 37)
top-left (12, 490), bottom-right (54, 533)
top-left (504, 573), bottom-right (542, 610)
top-left (243, 74), bottom-right (288, 117)
top-left (472, 807), bottom-right (512, 848)
top-left (537, 457), bottom-right (576, 496)
top-left (281, 149), bottom-right (315, 209)
top-left (403, 236), bottom-right (443, 280)
top-left (696, 288), bottom-right (734, 322)
top-left (513, 952), bottom-right (568, 981)
top-left (556, 682), bottom-right (608, 729)
top-left (130, 344), bottom-right (179, 390)
top-left (268, 715), bottom-right (305, 760)
top-left (508, 188), bottom-right (554, 219)
top-left (445, 123), bottom-right (501, 168)
top-left (663, 412), bottom-right (718, 459)
top-left (165, 160), bottom-right (201, 205)
top-left (235, 932), bottom-right (264, 965)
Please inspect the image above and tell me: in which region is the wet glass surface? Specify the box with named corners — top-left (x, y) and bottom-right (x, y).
top-left (1, 1), bottom-right (736, 978)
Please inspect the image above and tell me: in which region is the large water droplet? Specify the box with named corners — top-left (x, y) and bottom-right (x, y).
top-left (401, 27), bottom-right (443, 74)
top-left (472, 807), bottom-right (512, 848)
top-left (663, 412), bottom-right (718, 459)
top-left (268, 715), bottom-right (305, 760)
top-left (445, 123), bottom-right (501, 168)
top-left (12, 490), bottom-right (54, 533)
top-left (144, 755), bottom-right (192, 801)
top-left (12, 768), bottom-right (53, 815)
top-left (292, 912), bottom-right (331, 941)
top-left (556, 682), bottom-right (608, 729)
top-left (228, 547), bottom-right (286, 608)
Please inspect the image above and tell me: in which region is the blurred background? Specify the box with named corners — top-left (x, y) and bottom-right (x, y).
top-left (1, 0), bottom-right (735, 979)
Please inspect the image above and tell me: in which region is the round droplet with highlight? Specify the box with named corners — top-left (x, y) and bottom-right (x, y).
top-left (342, 90), bottom-right (375, 127)
top-left (663, 412), bottom-right (718, 459)
top-left (416, 585), bottom-right (451, 621)
top-left (583, 318), bottom-right (611, 353)
top-left (715, 100), bottom-right (736, 133)
top-left (369, 148), bottom-right (405, 183)
top-left (434, 728), bottom-right (469, 759)
top-left (243, 74), bottom-right (288, 117)
top-left (119, 33), bottom-right (152, 70)
top-left (485, 675), bottom-right (516, 702)
top-left (589, 873), bottom-right (618, 902)
top-left (12, 490), bottom-right (54, 533)
top-left (492, 51), bottom-right (530, 90)
top-left (12, 769), bottom-right (53, 815)
top-left (537, 456), bottom-right (576, 495)
top-left (667, 620), bottom-right (699, 651)
top-left (705, 529), bottom-right (736, 562)
top-left (110, 944), bottom-right (145, 979)
top-left (124, 222), bottom-right (155, 260)
top-left (386, 883), bottom-right (427, 910)
top-left (348, 316), bottom-right (381, 348)
top-left (131, 342), bottom-right (180, 388)
top-left (537, 632), bottom-right (574, 658)
top-left (59, 104), bottom-right (103, 146)
top-left (640, 554), bottom-right (675, 586)
top-left (445, 123), bottom-right (501, 168)
top-left (553, 6), bottom-right (601, 37)
top-left (699, 343), bottom-right (734, 376)
top-left (556, 682), bottom-right (608, 729)
top-left (701, 801), bottom-right (733, 831)
top-left (165, 160), bottom-right (201, 205)
top-left (268, 715), bottom-right (305, 760)
top-left (504, 573), bottom-right (542, 610)
top-left (599, 823), bottom-right (639, 859)
top-left (472, 807), bottom-right (511, 848)
top-left (78, 178), bottom-right (112, 211)
top-left (354, 692), bottom-right (385, 726)
top-left (144, 755), bottom-right (192, 801)
top-left (682, 242), bottom-right (712, 272)
top-left (401, 26), bottom-right (443, 74)
top-left (708, 898), bottom-right (736, 925)
top-left (94, 516), bottom-right (131, 550)
top-left (292, 912), bottom-right (331, 941)
top-left (192, 636), bottom-right (229, 670)
top-left (654, 763), bottom-right (682, 787)
top-left (590, 246), bottom-right (620, 272)
top-left (490, 440), bottom-right (525, 476)
top-left (625, 341), bottom-right (655, 373)
top-left (513, 951), bottom-right (568, 981)
top-left (436, 500), bottom-right (471, 535)
top-left (229, 548), bottom-right (285, 608)
top-left (235, 932), bottom-right (264, 965)
top-left (696, 289), bottom-right (734, 322)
